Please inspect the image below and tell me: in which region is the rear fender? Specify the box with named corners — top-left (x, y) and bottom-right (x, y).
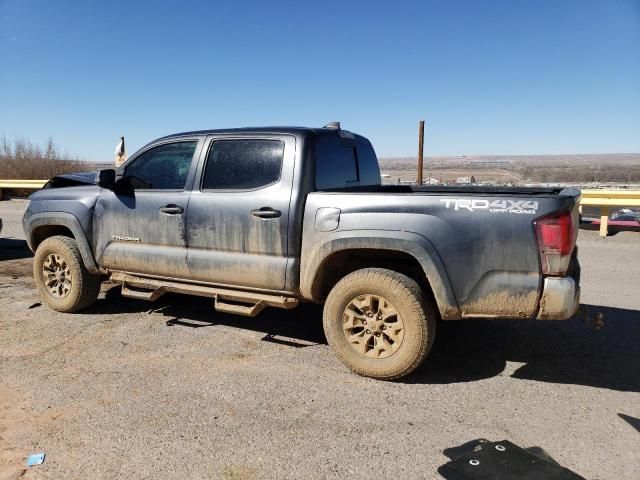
top-left (300, 230), bottom-right (461, 319)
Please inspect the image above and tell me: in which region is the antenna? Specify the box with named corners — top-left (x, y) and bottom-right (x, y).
top-left (324, 122), bottom-right (341, 130)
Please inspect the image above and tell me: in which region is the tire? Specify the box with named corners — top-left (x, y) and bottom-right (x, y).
top-left (323, 268), bottom-right (436, 380)
top-left (33, 235), bottom-right (101, 312)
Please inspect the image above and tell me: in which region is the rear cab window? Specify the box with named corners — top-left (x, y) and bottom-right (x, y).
top-left (201, 139), bottom-right (284, 190)
top-left (315, 135), bottom-right (381, 190)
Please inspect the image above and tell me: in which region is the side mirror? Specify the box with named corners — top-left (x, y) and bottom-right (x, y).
top-left (97, 169), bottom-right (116, 189)
top-left (113, 176), bottom-right (135, 196)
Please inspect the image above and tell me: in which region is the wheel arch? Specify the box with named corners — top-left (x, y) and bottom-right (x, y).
top-left (300, 231), bottom-right (461, 319)
top-left (26, 213), bottom-right (100, 273)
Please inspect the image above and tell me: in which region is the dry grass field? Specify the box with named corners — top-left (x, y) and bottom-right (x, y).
top-left (379, 153), bottom-right (640, 185)
top-left (381, 167), bottom-right (521, 184)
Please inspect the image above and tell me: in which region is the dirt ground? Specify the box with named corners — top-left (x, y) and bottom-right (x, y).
top-left (1, 198), bottom-right (639, 479)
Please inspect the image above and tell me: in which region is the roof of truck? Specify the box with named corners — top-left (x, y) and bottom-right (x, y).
top-left (134, 126), bottom-right (370, 158)
top-left (157, 126), bottom-right (335, 140)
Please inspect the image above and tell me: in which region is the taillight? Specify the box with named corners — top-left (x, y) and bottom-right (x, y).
top-left (535, 211), bottom-right (577, 276)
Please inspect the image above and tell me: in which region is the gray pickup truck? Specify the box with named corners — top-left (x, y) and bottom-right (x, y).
top-left (22, 124), bottom-right (581, 379)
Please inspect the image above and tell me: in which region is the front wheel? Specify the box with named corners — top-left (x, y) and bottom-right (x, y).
top-left (323, 268), bottom-right (436, 380)
top-left (33, 235), bottom-right (101, 312)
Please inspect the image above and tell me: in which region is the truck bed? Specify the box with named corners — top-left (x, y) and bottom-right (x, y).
top-left (320, 184), bottom-right (572, 196)
top-left (301, 186), bottom-right (580, 320)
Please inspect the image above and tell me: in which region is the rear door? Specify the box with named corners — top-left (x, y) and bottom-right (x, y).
top-left (185, 135), bottom-right (295, 290)
top-left (93, 138), bottom-right (202, 278)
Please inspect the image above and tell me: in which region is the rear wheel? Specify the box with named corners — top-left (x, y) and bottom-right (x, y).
top-left (33, 236), bottom-right (101, 312)
top-left (323, 268), bottom-right (436, 379)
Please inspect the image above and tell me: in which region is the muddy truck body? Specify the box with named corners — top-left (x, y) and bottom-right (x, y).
top-left (22, 125), bottom-right (581, 379)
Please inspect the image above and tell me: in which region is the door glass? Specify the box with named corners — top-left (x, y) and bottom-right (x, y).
top-left (202, 139), bottom-right (284, 190)
top-left (124, 141), bottom-right (197, 190)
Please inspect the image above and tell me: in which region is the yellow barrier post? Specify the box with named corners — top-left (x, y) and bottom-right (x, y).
top-left (599, 206), bottom-right (609, 238)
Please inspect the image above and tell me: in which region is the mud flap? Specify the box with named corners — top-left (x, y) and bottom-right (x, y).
top-left (438, 439), bottom-right (585, 479)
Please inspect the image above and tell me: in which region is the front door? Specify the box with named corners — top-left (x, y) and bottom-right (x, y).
top-left (93, 139), bottom-right (202, 279)
top-left (185, 135), bottom-right (295, 290)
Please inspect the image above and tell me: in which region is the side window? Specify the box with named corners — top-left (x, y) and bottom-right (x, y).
top-left (356, 142), bottom-right (381, 186)
top-left (202, 139), bottom-right (284, 190)
top-left (124, 141), bottom-right (197, 190)
top-left (315, 140), bottom-right (358, 190)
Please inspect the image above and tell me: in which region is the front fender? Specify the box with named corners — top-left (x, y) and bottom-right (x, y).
top-left (300, 230), bottom-right (461, 319)
top-left (25, 212), bottom-right (100, 273)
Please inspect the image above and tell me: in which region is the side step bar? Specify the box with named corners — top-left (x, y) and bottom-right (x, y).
top-left (121, 283), bottom-right (166, 302)
top-left (214, 298), bottom-right (266, 317)
top-left (111, 272), bottom-right (298, 317)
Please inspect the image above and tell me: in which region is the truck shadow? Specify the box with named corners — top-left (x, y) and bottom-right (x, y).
top-left (93, 286), bottom-right (327, 345)
top-left (88, 290), bottom-right (639, 392)
top-left (0, 238), bottom-right (32, 261)
top-left (406, 303), bottom-right (640, 392)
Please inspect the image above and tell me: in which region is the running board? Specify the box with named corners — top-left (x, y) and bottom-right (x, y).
top-left (214, 298), bottom-right (266, 317)
top-left (121, 283), bottom-right (166, 302)
top-left (111, 272), bottom-right (298, 317)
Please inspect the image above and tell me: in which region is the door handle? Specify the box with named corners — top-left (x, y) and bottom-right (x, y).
top-left (159, 204), bottom-right (184, 215)
top-left (251, 207), bottom-right (281, 219)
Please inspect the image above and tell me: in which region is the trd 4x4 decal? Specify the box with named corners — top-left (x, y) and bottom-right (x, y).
top-left (440, 198), bottom-right (538, 214)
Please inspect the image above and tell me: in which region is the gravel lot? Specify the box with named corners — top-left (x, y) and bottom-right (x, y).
top-left (1, 198), bottom-right (639, 480)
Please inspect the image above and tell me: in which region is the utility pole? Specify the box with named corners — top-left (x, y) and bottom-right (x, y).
top-left (417, 120), bottom-right (424, 185)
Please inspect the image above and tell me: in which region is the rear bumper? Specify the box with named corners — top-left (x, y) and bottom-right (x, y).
top-left (537, 277), bottom-right (580, 320)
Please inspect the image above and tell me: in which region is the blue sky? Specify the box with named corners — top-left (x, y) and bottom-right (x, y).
top-left (1, 0), bottom-right (639, 161)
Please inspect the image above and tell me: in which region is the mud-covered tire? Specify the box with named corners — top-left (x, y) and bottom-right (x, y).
top-left (323, 268), bottom-right (436, 380)
top-left (33, 235), bottom-right (101, 312)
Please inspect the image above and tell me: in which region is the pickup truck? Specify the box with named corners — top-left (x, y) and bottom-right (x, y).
top-left (22, 124), bottom-right (581, 379)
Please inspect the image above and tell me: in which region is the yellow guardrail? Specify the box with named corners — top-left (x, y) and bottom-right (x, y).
top-left (0, 179), bottom-right (48, 189)
top-left (580, 189), bottom-right (640, 237)
top-left (1, 181), bottom-right (638, 238)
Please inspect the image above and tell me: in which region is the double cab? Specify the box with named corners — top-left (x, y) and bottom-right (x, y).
top-left (23, 124), bottom-right (581, 379)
